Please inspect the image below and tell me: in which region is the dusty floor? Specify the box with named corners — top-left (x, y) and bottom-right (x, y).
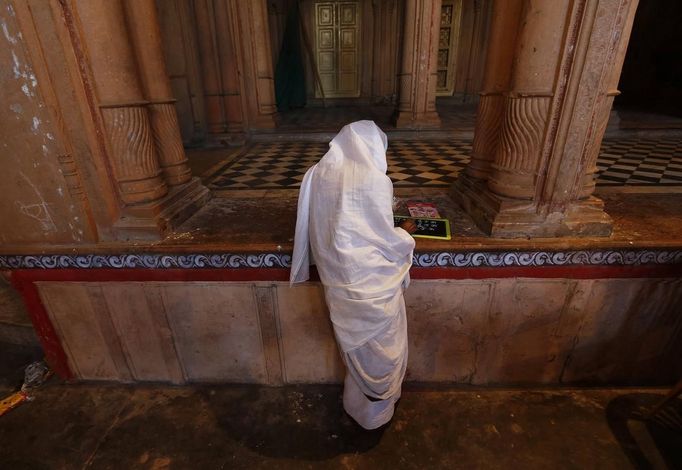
top-left (163, 189), bottom-right (682, 252)
top-left (0, 369), bottom-right (681, 469)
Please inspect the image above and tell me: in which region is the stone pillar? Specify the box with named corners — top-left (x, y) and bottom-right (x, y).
top-left (395, 0), bottom-right (442, 129)
top-left (193, 0), bottom-right (228, 136)
top-left (214, 0), bottom-right (246, 137)
top-left (537, 0), bottom-right (639, 215)
top-left (464, 0), bottom-right (523, 181)
top-left (486, 0), bottom-right (569, 200)
top-left (452, 0), bottom-right (639, 238)
top-left (228, 0), bottom-right (278, 129)
top-left (75, 0), bottom-right (167, 205)
top-left (124, 0), bottom-right (192, 186)
top-left (71, 0), bottom-right (209, 240)
top-left (576, 0), bottom-right (639, 200)
top-left (462, 0), bottom-right (494, 99)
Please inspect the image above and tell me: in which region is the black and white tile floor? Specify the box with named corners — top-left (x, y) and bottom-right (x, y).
top-left (207, 138), bottom-right (682, 191)
top-left (597, 138), bottom-right (682, 186)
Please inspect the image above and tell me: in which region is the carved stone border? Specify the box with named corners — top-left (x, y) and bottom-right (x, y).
top-left (1, 249), bottom-right (682, 270)
top-left (412, 250), bottom-right (682, 268)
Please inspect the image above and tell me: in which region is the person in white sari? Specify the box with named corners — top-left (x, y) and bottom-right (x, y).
top-left (290, 120), bottom-right (416, 430)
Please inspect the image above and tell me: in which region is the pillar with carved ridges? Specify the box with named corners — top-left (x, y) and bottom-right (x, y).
top-left (451, 0), bottom-right (639, 238)
top-left (74, 0), bottom-right (167, 205)
top-left (194, 0), bottom-right (228, 135)
top-left (486, 0), bottom-right (570, 200)
top-left (465, 0), bottom-right (523, 181)
top-left (124, 0), bottom-right (192, 186)
top-left (395, 0), bottom-right (442, 129)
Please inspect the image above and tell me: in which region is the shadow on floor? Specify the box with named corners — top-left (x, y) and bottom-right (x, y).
top-left (606, 393), bottom-right (682, 469)
top-left (3, 383), bottom-right (675, 469)
top-left (0, 341), bottom-right (43, 390)
top-left (198, 385), bottom-right (387, 461)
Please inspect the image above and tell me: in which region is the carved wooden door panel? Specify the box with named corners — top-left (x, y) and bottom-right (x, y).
top-left (437, 0), bottom-right (463, 96)
top-left (314, 1), bottom-right (361, 98)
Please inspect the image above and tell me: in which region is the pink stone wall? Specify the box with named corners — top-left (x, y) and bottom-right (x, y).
top-left (0, 1), bottom-right (95, 245)
top-left (35, 278), bottom-right (682, 385)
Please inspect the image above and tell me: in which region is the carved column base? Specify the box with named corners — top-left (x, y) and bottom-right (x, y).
top-left (451, 176), bottom-right (612, 238)
top-left (394, 110), bottom-right (441, 129)
top-left (101, 105), bottom-right (169, 204)
top-left (113, 177), bottom-right (211, 241)
top-left (487, 165), bottom-right (536, 200)
top-left (148, 102), bottom-right (193, 186)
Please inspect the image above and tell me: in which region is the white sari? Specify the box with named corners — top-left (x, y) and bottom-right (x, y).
top-left (290, 121), bottom-right (415, 429)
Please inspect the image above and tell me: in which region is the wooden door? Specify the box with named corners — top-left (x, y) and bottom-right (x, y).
top-left (437, 0), bottom-right (463, 96)
top-left (314, 1), bottom-right (361, 98)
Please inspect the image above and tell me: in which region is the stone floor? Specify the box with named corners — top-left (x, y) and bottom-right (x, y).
top-left (165, 189), bottom-right (682, 252)
top-left (0, 375), bottom-right (680, 469)
top-left (200, 138), bottom-right (682, 193)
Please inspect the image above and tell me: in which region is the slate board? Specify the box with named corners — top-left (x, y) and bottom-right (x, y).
top-left (394, 216), bottom-right (451, 240)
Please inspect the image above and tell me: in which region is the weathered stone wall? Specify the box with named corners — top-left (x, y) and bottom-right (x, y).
top-left (0, 2), bottom-right (94, 245)
top-left (34, 278), bottom-right (682, 385)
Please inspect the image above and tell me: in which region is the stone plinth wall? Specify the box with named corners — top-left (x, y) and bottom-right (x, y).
top-left (34, 278), bottom-right (682, 386)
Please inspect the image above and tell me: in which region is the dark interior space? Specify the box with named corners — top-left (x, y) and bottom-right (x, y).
top-left (615, 0), bottom-right (682, 118)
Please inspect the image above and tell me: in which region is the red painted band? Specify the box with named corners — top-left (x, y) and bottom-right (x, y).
top-left (10, 276), bottom-right (73, 380)
top-left (409, 264), bottom-right (682, 280)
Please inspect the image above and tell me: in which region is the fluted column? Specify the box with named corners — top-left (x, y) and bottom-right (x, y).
top-left (124, 0), bottom-right (192, 186)
top-left (395, 0), bottom-right (442, 129)
top-left (487, 0), bottom-right (569, 200)
top-left (452, 0), bottom-right (639, 238)
top-left (465, 0), bottom-right (523, 181)
top-left (74, 0), bottom-right (166, 205)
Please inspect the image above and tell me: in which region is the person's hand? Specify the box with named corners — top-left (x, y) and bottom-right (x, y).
top-left (399, 218), bottom-right (417, 234)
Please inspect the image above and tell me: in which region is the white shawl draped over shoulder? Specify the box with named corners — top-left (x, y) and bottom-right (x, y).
top-left (290, 120), bottom-right (415, 353)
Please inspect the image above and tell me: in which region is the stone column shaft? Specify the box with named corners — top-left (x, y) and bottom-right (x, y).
top-left (194, 0), bottom-right (228, 135)
top-left (249, 0), bottom-right (278, 120)
top-left (74, 0), bottom-right (167, 205)
top-left (465, 0), bottom-right (523, 180)
top-left (395, 0), bottom-right (442, 129)
top-left (487, 0), bottom-right (571, 200)
top-left (452, 0), bottom-right (639, 238)
top-left (576, 0), bottom-right (639, 199)
top-left (124, 0), bottom-right (192, 186)
top-left (228, 0), bottom-right (278, 129)
top-left (214, 0), bottom-right (245, 134)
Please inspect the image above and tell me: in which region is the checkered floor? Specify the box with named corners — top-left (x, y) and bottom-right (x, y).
top-left (207, 138), bottom-right (682, 190)
top-left (597, 139), bottom-right (682, 185)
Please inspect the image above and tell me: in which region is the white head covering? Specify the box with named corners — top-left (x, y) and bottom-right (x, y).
top-left (290, 121), bottom-right (414, 352)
